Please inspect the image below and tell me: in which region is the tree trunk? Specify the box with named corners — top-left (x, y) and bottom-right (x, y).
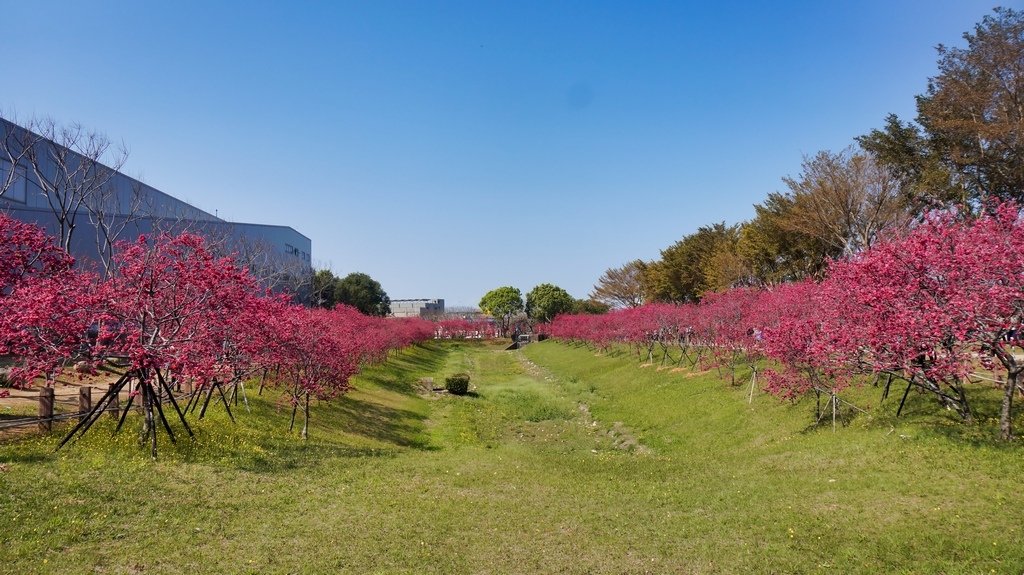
top-left (141, 380), bottom-right (158, 459)
top-left (987, 340), bottom-right (1020, 440)
top-left (1001, 369), bottom-right (1019, 441)
top-left (748, 367), bottom-right (757, 404)
top-left (952, 379), bottom-right (972, 423)
top-left (301, 392), bottom-right (310, 440)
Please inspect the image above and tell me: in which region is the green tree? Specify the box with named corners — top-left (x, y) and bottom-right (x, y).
top-left (312, 269), bottom-right (339, 308)
top-left (704, 234), bottom-right (752, 293)
top-left (572, 298), bottom-right (610, 315)
top-left (860, 7), bottom-right (1024, 210)
top-left (479, 286), bottom-right (524, 337)
top-left (526, 283), bottom-right (575, 324)
top-left (737, 193), bottom-right (833, 285)
top-left (335, 272), bottom-right (391, 316)
top-left (858, 115), bottom-right (959, 211)
top-left (643, 222), bottom-right (738, 303)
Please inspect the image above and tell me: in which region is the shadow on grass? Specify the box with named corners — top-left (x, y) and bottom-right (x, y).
top-left (357, 342), bottom-right (449, 395)
top-left (226, 442), bottom-right (405, 473)
top-left (211, 402), bottom-right (434, 473)
top-left (52, 404), bottom-right (426, 474)
top-left (874, 387), bottom-right (1021, 448)
top-left (331, 394), bottom-right (434, 449)
top-left (793, 384), bottom-right (1021, 448)
top-left (230, 342), bottom-right (453, 470)
top-left (0, 450), bottom-right (52, 464)
top-left (0, 413), bottom-right (36, 422)
top-left (4, 342), bottom-right (457, 472)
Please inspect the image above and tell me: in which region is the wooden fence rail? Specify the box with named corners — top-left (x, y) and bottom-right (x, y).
top-left (0, 384), bottom-right (130, 432)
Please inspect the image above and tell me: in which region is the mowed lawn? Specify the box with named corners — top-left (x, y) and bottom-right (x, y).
top-left (1, 339), bottom-right (1022, 574)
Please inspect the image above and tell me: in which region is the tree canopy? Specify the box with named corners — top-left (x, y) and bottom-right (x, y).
top-left (737, 192), bottom-right (832, 285)
top-left (779, 149), bottom-right (909, 256)
top-left (590, 260), bottom-right (646, 309)
top-left (572, 298), bottom-right (610, 315)
top-left (312, 269), bottom-right (339, 308)
top-left (313, 270), bottom-right (391, 316)
top-left (643, 222), bottom-right (739, 303)
top-left (479, 286), bottom-right (524, 337)
top-left (526, 283), bottom-right (575, 324)
top-left (335, 272), bottom-right (391, 317)
top-left (860, 7), bottom-right (1024, 210)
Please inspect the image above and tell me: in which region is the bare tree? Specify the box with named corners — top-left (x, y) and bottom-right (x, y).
top-left (3, 115), bottom-right (312, 296)
top-left (0, 118), bottom-right (34, 199)
top-left (85, 179), bottom-right (153, 276)
top-left (781, 148), bottom-right (910, 257)
top-left (1, 116), bottom-right (129, 255)
top-left (590, 260), bottom-right (646, 309)
top-left (245, 241), bottom-right (313, 302)
top-left (203, 225), bottom-right (313, 303)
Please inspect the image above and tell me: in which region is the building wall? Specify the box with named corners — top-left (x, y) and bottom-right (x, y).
top-left (0, 118), bottom-right (311, 297)
top-left (0, 119), bottom-right (219, 223)
top-left (390, 299), bottom-right (445, 318)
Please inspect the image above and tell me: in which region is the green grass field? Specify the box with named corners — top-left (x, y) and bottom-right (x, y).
top-left (1, 339), bottom-right (1022, 574)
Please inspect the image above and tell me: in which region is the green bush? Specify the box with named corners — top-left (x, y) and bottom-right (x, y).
top-left (445, 373), bottom-right (470, 395)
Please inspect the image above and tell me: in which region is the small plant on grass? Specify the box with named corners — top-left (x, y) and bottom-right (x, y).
top-left (445, 373), bottom-right (471, 395)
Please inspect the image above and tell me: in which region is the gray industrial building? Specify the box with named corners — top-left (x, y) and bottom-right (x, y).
top-left (0, 117), bottom-right (311, 297)
top-left (390, 299), bottom-right (445, 318)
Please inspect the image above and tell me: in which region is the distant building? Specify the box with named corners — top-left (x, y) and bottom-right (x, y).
top-left (390, 298), bottom-right (445, 318)
top-left (0, 117), bottom-right (311, 299)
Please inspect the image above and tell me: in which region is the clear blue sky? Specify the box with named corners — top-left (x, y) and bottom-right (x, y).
top-left (0, 1), bottom-right (1006, 307)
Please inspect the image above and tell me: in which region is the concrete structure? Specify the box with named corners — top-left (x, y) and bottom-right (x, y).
top-left (0, 117), bottom-right (311, 297)
top-left (390, 298), bottom-right (445, 318)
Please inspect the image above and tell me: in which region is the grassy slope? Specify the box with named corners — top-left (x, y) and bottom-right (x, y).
top-left (0, 339), bottom-right (1022, 574)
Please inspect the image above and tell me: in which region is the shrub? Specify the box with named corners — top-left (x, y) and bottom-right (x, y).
top-left (445, 373), bottom-right (470, 395)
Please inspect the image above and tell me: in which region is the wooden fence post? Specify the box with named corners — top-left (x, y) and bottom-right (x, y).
top-left (108, 383), bottom-right (120, 418)
top-left (79, 386), bottom-right (92, 421)
top-left (38, 387), bottom-right (54, 432)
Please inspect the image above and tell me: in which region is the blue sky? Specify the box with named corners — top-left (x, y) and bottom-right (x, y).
top-left (0, 1), bottom-right (1006, 307)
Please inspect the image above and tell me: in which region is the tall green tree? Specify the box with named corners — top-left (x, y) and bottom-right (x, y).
top-left (737, 193), bottom-right (833, 285)
top-left (335, 272), bottom-right (391, 316)
top-left (312, 269), bottom-right (339, 308)
top-left (479, 286), bottom-right (524, 337)
top-left (860, 7), bottom-right (1024, 210)
top-left (572, 298), bottom-right (610, 315)
top-left (704, 233), bottom-right (753, 293)
top-left (526, 283), bottom-right (575, 324)
top-left (858, 115), bottom-right (959, 211)
top-left (643, 222), bottom-right (739, 303)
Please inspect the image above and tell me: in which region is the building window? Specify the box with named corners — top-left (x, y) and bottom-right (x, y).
top-left (0, 160), bottom-right (27, 204)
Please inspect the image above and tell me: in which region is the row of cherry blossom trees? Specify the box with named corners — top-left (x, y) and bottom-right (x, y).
top-left (0, 214), bottom-right (434, 455)
top-left (433, 317), bottom-right (497, 340)
top-left (544, 205), bottom-right (1024, 440)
